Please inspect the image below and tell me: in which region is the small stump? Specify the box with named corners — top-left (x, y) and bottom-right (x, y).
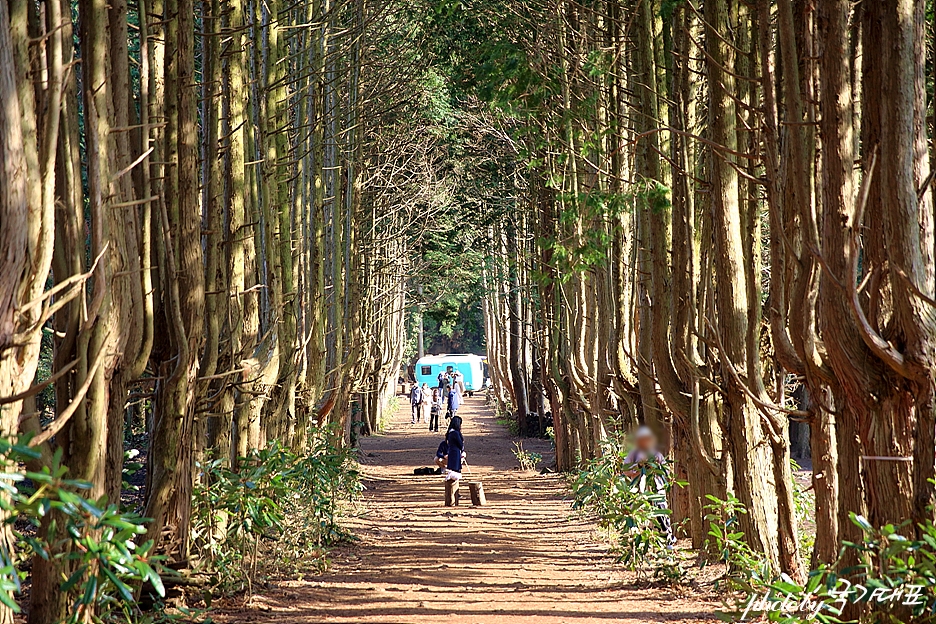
top-left (468, 481), bottom-right (486, 506)
top-left (445, 479), bottom-right (459, 506)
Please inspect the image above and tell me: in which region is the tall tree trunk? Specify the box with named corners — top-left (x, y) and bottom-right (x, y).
top-left (145, 0), bottom-right (204, 560)
top-left (506, 218), bottom-right (529, 435)
top-left (705, 0), bottom-right (780, 572)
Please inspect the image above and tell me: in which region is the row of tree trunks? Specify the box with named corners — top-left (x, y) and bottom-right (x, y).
top-left (0, 0), bottom-right (436, 617)
top-left (469, 0), bottom-right (936, 581)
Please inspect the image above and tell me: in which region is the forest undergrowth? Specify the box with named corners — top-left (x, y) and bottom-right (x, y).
top-left (570, 435), bottom-right (936, 623)
top-left (0, 425), bottom-right (360, 624)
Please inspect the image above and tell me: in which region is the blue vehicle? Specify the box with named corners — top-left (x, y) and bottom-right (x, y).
top-left (415, 354), bottom-right (486, 396)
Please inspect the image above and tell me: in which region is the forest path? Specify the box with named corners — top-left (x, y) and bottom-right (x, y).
top-left (223, 395), bottom-right (717, 623)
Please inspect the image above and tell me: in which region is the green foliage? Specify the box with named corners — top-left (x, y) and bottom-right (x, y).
top-left (790, 459), bottom-right (816, 557)
top-left (703, 494), bottom-right (772, 591)
top-left (0, 438), bottom-right (164, 622)
top-left (830, 513), bottom-right (936, 622)
top-left (118, 603), bottom-right (213, 624)
top-left (381, 396), bottom-right (402, 432)
top-left (659, 0), bottom-right (686, 21)
top-left (122, 448), bottom-right (144, 494)
top-left (706, 499), bottom-right (936, 623)
top-left (570, 433), bottom-right (680, 581)
top-left (637, 180), bottom-right (671, 216)
top-left (511, 442), bottom-right (541, 471)
top-left (494, 400), bottom-right (518, 436)
top-left (404, 159), bottom-right (487, 358)
top-left (495, 415), bottom-right (519, 436)
top-left (191, 428), bottom-right (360, 593)
top-left (737, 571), bottom-right (845, 624)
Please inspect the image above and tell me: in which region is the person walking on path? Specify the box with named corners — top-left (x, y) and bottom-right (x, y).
top-left (410, 384), bottom-right (423, 424)
top-left (452, 369), bottom-right (465, 395)
top-left (429, 387), bottom-right (442, 432)
top-left (446, 383), bottom-right (461, 420)
top-left (420, 383), bottom-right (432, 424)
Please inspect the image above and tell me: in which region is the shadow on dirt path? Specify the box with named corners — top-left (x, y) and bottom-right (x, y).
top-left (219, 394), bottom-right (718, 623)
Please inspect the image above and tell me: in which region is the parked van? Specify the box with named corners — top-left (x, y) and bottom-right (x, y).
top-left (415, 354), bottom-right (485, 396)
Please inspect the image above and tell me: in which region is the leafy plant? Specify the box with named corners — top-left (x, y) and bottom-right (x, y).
top-left (116, 603), bottom-right (214, 624)
top-left (545, 426), bottom-right (555, 447)
top-left (122, 448), bottom-right (144, 494)
top-left (0, 437), bottom-right (165, 622)
top-left (512, 442), bottom-right (541, 471)
top-left (191, 426), bottom-right (360, 593)
top-left (703, 494), bottom-right (772, 592)
top-left (570, 433), bottom-right (681, 582)
top-left (381, 396), bottom-right (401, 431)
top-left (833, 513), bottom-right (936, 622)
top-left (496, 407), bottom-right (519, 436)
top-left (706, 502), bottom-right (936, 623)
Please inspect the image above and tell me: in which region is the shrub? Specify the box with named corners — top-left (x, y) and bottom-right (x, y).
top-left (705, 498), bottom-right (936, 623)
top-left (792, 513), bottom-right (936, 623)
top-left (570, 433), bottom-right (680, 581)
top-left (191, 426), bottom-right (360, 593)
top-left (496, 414), bottom-right (519, 437)
top-left (0, 438), bottom-right (164, 622)
top-left (512, 442), bottom-right (542, 471)
top-left (702, 494), bottom-right (772, 591)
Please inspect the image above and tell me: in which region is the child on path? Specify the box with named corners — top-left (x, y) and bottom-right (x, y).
top-left (624, 426), bottom-right (675, 547)
top-left (435, 438), bottom-right (448, 470)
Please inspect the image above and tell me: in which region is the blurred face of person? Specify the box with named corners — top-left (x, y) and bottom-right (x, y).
top-left (635, 429), bottom-right (657, 453)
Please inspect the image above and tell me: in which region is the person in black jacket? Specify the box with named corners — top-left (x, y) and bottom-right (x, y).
top-left (445, 416), bottom-right (465, 476)
top-left (434, 439), bottom-right (448, 469)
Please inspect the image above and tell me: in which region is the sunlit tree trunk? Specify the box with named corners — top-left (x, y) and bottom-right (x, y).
top-left (705, 0), bottom-right (780, 572)
top-left (145, 0), bottom-right (204, 560)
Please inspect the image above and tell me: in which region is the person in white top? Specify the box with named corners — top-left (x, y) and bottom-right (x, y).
top-left (452, 370), bottom-right (466, 395)
top-left (420, 383), bottom-right (432, 424)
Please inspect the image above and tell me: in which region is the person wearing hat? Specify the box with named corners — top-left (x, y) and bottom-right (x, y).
top-left (624, 426), bottom-right (675, 547)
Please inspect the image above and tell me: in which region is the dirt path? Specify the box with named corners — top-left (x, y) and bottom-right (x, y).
top-left (224, 395), bottom-right (718, 623)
